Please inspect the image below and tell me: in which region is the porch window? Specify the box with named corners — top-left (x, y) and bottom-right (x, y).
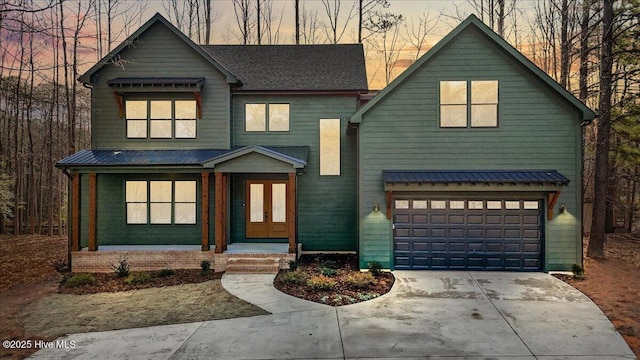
top-left (319, 118), bottom-right (341, 175)
top-left (125, 99), bottom-right (197, 139)
top-left (440, 80), bottom-right (498, 128)
top-left (125, 180), bottom-right (197, 225)
top-left (245, 103), bottom-right (289, 132)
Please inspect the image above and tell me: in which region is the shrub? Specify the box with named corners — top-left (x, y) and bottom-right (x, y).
top-left (356, 292), bottom-right (380, 301)
top-left (124, 272), bottom-right (151, 285)
top-left (319, 266), bottom-right (337, 277)
top-left (571, 263), bottom-right (585, 280)
top-left (307, 275), bottom-right (336, 290)
top-left (319, 259), bottom-right (337, 269)
top-left (111, 254), bottom-right (130, 278)
top-left (280, 269), bottom-right (307, 285)
top-left (50, 257), bottom-right (68, 273)
top-left (65, 273), bottom-right (96, 287)
top-left (158, 268), bottom-right (176, 277)
top-left (288, 260), bottom-right (298, 271)
top-left (368, 261), bottom-right (383, 277)
top-left (346, 272), bottom-right (376, 289)
top-left (200, 260), bottom-right (211, 274)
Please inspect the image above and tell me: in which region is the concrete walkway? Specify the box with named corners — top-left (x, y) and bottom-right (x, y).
top-left (30, 271), bottom-right (636, 360)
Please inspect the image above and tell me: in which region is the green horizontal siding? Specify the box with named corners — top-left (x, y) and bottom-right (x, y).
top-left (90, 22), bottom-right (230, 150)
top-left (232, 95), bottom-right (358, 251)
top-left (359, 26), bottom-right (583, 270)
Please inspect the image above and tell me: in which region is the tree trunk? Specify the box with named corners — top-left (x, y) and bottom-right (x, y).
top-left (587, 0), bottom-right (614, 258)
top-left (295, 0), bottom-right (299, 44)
top-left (579, 0), bottom-right (590, 101)
top-left (559, 0), bottom-right (570, 89)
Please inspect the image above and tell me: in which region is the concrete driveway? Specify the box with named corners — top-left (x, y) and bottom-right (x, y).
top-left (31, 271), bottom-right (635, 359)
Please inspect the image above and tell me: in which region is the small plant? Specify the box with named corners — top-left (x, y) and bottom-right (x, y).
top-left (200, 260), bottom-right (211, 274)
top-left (307, 275), bottom-right (337, 290)
top-left (357, 292), bottom-right (380, 301)
top-left (346, 272), bottom-right (376, 289)
top-left (319, 259), bottom-right (338, 269)
top-left (50, 257), bottom-right (68, 273)
top-left (288, 260), bottom-right (298, 271)
top-left (280, 269), bottom-right (307, 285)
top-left (319, 266), bottom-right (337, 277)
top-left (111, 254), bottom-right (130, 278)
top-left (571, 263), bottom-right (585, 280)
top-left (368, 261), bottom-right (383, 277)
top-left (124, 272), bottom-right (151, 285)
top-left (158, 268), bottom-right (176, 277)
top-left (65, 273), bottom-right (96, 287)
top-left (333, 295), bottom-right (356, 304)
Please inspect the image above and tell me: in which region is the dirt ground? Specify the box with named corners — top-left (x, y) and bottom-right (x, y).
top-left (0, 235), bottom-right (267, 360)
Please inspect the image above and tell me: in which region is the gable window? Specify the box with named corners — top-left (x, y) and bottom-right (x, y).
top-left (319, 118), bottom-right (341, 175)
top-left (245, 103), bottom-right (289, 132)
top-left (125, 100), bottom-right (197, 139)
top-left (440, 80), bottom-right (498, 128)
top-left (125, 180), bottom-right (197, 225)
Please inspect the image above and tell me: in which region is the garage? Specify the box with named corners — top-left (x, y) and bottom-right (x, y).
top-left (393, 198), bottom-right (542, 270)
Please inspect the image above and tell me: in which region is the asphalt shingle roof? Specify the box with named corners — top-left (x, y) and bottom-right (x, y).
top-left (201, 44), bottom-right (368, 92)
top-left (382, 170), bottom-right (570, 185)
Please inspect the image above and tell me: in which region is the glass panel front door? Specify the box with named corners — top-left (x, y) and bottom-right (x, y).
top-left (246, 180), bottom-right (289, 238)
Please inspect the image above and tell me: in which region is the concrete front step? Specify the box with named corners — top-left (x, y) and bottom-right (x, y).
top-left (225, 257), bottom-right (282, 274)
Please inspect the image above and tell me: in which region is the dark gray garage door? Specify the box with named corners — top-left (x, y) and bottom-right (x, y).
top-left (393, 199), bottom-right (542, 271)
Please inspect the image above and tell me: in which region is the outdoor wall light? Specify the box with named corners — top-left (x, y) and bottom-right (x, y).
top-left (560, 205), bottom-right (567, 213)
top-left (373, 203), bottom-right (380, 212)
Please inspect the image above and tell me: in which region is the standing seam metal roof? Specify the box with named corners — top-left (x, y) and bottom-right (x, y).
top-left (382, 170), bottom-right (570, 185)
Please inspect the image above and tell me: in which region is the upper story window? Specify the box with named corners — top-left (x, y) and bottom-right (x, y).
top-left (319, 118), bottom-right (341, 176)
top-left (125, 100), bottom-right (197, 139)
top-left (440, 80), bottom-right (498, 128)
top-left (245, 103), bottom-right (290, 132)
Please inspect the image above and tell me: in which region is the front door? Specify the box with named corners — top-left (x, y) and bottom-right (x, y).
top-left (246, 180), bottom-right (288, 238)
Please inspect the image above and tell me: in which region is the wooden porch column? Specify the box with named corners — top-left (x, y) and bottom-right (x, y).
top-left (71, 173), bottom-right (80, 251)
top-left (201, 172), bottom-right (210, 251)
top-left (214, 172), bottom-right (224, 253)
top-left (222, 173), bottom-right (228, 251)
top-left (88, 173), bottom-right (97, 251)
top-left (287, 173), bottom-right (297, 253)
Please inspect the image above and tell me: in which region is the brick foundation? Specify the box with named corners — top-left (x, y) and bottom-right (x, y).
top-left (71, 250), bottom-right (295, 273)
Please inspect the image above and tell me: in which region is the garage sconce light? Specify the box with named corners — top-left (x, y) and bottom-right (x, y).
top-left (373, 203), bottom-right (380, 212)
top-left (560, 205), bottom-right (566, 214)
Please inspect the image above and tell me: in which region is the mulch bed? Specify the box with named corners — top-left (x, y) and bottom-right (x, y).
top-left (274, 254), bottom-right (394, 306)
top-left (58, 270), bottom-right (223, 295)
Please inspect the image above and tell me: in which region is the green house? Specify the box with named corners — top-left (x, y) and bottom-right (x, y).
top-left (57, 14), bottom-right (593, 273)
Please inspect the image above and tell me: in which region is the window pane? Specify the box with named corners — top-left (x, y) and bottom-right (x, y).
top-left (524, 201), bottom-right (539, 210)
top-left (431, 200), bottom-right (446, 209)
top-left (175, 203), bottom-right (196, 224)
top-left (175, 120), bottom-right (196, 138)
top-left (246, 104), bottom-right (266, 131)
top-left (150, 181), bottom-right (172, 202)
top-left (150, 100), bottom-right (172, 119)
top-left (471, 104), bottom-right (498, 127)
top-left (440, 105), bottom-right (467, 127)
top-left (125, 101), bottom-right (147, 119)
top-left (150, 120), bottom-right (172, 138)
top-left (320, 118), bottom-right (341, 175)
top-left (272, 183), bottom-right (286, 222)
top-left (471, 80), bottom-right (498, 104)
top-left (440, 81), bottom-right (467, 104)
top-left (175, 100), bottom-right (196, 119)
top-left (487, 201), bottom-right (502, 209)
top-left (505, 201), bottom-right (520, 209)
top-left (127, 203), bottom-right (147, 224)
top-left (269, 104), bottom-right (289, 131)
top-left (450, 200), bottom-right (465, 209)
top-left (150, 203), bottom-right (171, 224)
top-left (175, 181), bottom-right (196, 202)
top-left (469, 200), bottom-right (483, 209)
top-left (127, 120), bottom-right (147, 138)
top-left (249, 184), bottom-right (264, 222)
top-left (394, 200), bottom-right (409, 209)
top-left (126, 181), bottom-right (147, 202)
top-left (413, 200), bottom-right (428, 209)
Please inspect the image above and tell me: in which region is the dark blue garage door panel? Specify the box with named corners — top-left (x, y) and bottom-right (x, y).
top-left (393, 199), bottom-right (542, 271)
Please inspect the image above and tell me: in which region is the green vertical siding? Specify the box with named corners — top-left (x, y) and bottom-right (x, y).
top-left (90, 22), bottom-right (231, 150)
top-left (232, 95), bottom-right (358, 251)
top-left (358, 26), bottom-right (583, 271)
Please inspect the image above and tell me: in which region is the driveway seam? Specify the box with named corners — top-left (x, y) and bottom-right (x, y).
top-left (334, 307), bottom-right (346, 360)
top-left (167, 321), bottom-right (205, 360)
top-left (468, 272), bottom-right (536, 358)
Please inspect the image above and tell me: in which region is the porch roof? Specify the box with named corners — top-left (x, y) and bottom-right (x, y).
top-left (56, 146), bottom-right (308, 172)
top-left (383, 170), bottom-right (570, 185)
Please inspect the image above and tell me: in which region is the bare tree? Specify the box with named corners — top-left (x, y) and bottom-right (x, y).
top-left (403, 11), bottom-right (438, 61)
top-left (300, 2), bottom-right (320, 44)
top-left (260, 0), bottom-right (285, 44)
top-left (321, 0), bottom-right (357, 44)
top-left (367, 12), bottom-right (404, 85)
top-left (232, 0), bottom-right (254, 44)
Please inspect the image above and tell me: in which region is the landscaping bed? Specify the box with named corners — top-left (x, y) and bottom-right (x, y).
top-left (273, 254), bottom-right (394, 306)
